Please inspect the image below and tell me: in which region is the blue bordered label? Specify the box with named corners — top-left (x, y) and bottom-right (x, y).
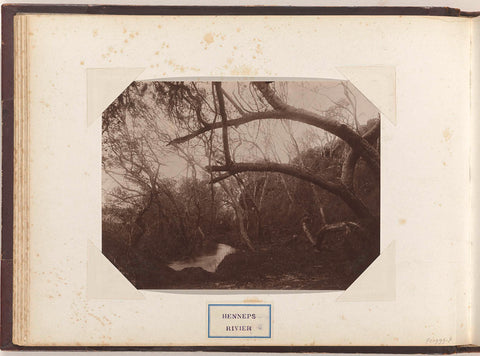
top-left (208, 304), bottom-right (271, 338)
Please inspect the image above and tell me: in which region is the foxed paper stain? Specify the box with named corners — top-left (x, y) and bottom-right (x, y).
top-left (443, 128), bottom-right (453, 142)
top-left (201, 32), bottom-right (227, 49)
top-left (243, 297), bottom-right (263, 303)
top-left (203, 32), bottom-right (214, 45)
top-left (164, 59), bottom-right (200, 73)
top-left (230, 64), bottom-right (258, 76)
top-left (101, 46), bottom-right (119, 63)
top-left (39, 100), bottom-right (50, 108)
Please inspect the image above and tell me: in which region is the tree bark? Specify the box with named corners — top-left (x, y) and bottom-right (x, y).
top-left (169, 111), bottom-right (282, 145)
top-left (301, 217), bottom-right (316, 246)
top-left (219, 181), bottom-right (255, 251)
top-left (170, 81), bottom-right (381, 248)
top-left (208, 161), bottom-right (373, 220)
top-left (341, 118), bottom-right (380, 189)
top-left (214, 82), bottom-right (232, 165)
top-left (234, 204), bottom-right (255, 251)
top-left (252, 82), bottom-right (380, 177)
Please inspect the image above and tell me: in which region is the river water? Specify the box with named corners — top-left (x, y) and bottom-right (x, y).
top-left (168, 243), bottom-right (236, 273)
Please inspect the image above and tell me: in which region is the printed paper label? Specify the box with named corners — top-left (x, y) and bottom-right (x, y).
top-left (208, 304), bottom-right (271, 338)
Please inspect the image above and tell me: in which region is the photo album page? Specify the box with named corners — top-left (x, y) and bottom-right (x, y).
top-left (10, 12), bottom-right (480, 346)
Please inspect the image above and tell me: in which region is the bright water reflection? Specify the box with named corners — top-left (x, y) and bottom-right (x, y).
top-left (168, 243), bottom-right (236, 273)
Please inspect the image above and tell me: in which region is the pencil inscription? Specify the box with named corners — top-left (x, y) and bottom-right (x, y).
top-left (426, 337), bottom-right (452, 345)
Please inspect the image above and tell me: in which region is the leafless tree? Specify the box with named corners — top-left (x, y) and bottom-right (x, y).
top-left (170, 81), bottom-right (380, 256)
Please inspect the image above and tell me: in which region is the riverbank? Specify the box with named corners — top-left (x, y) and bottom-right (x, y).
top-left (126, 232), bottom-right (372, 290)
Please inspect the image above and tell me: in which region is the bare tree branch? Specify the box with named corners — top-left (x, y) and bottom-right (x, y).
top-left (315, 221), bottom-right (367, 249)
top-left (168, 110), bottom-right (283, 145)
top-left (214, 82), bottom-right (232, 166)
top-left (222, 88), bottom-right (246, 115)
top-left (252, 82), bottom-right (380, 177)
top-left (207, 161), bottom-right (373, 220)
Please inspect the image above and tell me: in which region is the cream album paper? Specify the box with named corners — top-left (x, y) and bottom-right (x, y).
top-left (16, 14), bottom-right (472, 346)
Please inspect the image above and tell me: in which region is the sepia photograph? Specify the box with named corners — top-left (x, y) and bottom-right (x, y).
top-left (101, 80), bottom-right (380, 290)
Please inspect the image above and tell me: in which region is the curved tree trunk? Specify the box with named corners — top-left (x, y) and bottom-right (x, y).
top-left (171, 81), bottom-right (380, 252)
top-left (208, 161), bottom-right (374, 221)
top-left (219, 181), bottom-right (255, 251)
top-left (252, 82), bottom-right (380, 177)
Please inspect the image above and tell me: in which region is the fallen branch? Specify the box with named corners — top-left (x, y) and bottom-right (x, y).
top-left (301, 216), bottom-right (316, 246)
top-left (315, 221), bottom-right (367, 249)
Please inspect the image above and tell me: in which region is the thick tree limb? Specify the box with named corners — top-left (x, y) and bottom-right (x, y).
top-left (214, 82), bottom-right (232, 165)
top-left (170, 109), bottom-right (380, 182)
top-left (219, 180), bottom-right (255, 251)
top-left (169, 82), bottom-right (380, 223)
top-left (315, 221), bottom-right (366, 249)
top-left (168, 110), bottom-right (283, 145)
top-left (207, 161), bottom-right (373, 220)
top-left (209, 162), bottom-right (339, 193)
top-left (209, 172), bottom-right (234, 184)
top-left (341, 152), bottom-right (359, 190)
top-left (253, 82), bottom-right (380, 177)
top-left (170, 105), bottom-right (380, 182)
top-left (341, 118), bottom-right (381, 189)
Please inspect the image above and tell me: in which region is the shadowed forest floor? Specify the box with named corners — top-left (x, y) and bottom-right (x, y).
top-left (107, 230), bottom-right (375, 290)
